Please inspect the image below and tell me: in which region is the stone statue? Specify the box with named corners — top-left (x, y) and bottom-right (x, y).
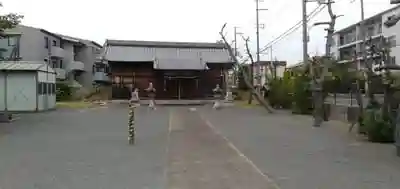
top-left (213, 84), bottom-right (223, 109)
top-left (130, 88), bottom-right (140, 106)
top-left (145, 82), bottom-right (156, 110)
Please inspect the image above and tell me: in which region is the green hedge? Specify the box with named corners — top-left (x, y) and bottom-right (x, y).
top-left (361, 107), bottom-right (395, 143)
top-left (291, 74), bottom-right (313, 114)
top-left (56, 82), bottom-right (72, 101)
top-left (267, 75), bottom-right (292, 109)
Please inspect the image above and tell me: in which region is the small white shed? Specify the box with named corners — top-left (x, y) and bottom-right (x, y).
top-left (0, 61), bottom-right (57, 113)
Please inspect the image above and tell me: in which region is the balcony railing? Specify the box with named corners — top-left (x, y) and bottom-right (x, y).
top-left (54, 68), bottom-right (66, 80)
top-left (51, 46), bottom-right (64, 58)
top-left (69, 60), bottom-right (85, 71)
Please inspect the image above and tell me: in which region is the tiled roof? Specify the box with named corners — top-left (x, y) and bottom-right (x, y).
top-left (56, 33), bottom-right (102, 48)
top-left (102, 40), bottom-right (233, 70)
top-left (154, 58), bottom-right (207, 70)
top-left (106, 39), bottom-right (226, 49)
top-left (104, 45), bottom-right (232, 63)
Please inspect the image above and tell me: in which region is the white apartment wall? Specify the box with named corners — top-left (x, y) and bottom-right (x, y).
top-left (382, 6), bottom-right (400, 65)
top-left (63, 42), bottom-right (74, 69)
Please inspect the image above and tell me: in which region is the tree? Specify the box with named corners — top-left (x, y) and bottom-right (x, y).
top-left (219, 23), bottom-right (274, 113)
top-left (0, 2), bottom-right (23, 122)
top-left (0, 2), bottom-right (23, 34)
top-left (309, 0), bottom-right (338, 127)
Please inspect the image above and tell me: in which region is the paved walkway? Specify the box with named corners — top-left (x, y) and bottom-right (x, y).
top-left (1, 105), bottom-right (400, 189)
top-left (0, 106), bottom-right (170, 189)
top-left (199, 106), bottom-right (400, 189)
top-left (166, 108), bottom-right (276, 189)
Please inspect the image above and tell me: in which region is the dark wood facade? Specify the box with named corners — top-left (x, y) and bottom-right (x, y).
top-left (110, 61), bottom-right (229, 99)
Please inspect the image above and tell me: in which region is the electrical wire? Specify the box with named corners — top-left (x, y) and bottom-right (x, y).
top-left (256, 0), bottom-right (352, 56)
top-left (239, 4), bottom-right (327, 62)
top-left (260, 5), bottom-right (326, 53)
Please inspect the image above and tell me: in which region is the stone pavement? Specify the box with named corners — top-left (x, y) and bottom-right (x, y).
top-left (199, 106), bottom-right (400, 189)
top-left (0, 106), bottom-right (170, 189)
top-left (1, 104), bottom-right (400, 189)
top-left (166, 108), bottom-right (277, 189)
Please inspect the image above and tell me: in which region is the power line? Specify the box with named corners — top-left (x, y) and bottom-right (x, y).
top-left (239, 4), bottom-right (326, 62)
top-left (261, 0), bottom-right (352, 55)
top-left (259, 5), bottom-right (326, 54)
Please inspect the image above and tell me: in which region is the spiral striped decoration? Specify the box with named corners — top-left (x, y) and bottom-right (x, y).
top-left (128, 102), bottom-right (135, 145)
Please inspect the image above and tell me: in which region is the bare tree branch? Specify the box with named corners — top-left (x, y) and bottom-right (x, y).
top-left (219, 23), bottom-right (274, 113)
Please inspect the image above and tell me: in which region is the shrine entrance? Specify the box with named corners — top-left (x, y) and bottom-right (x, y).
top-left (164, 76), bottom-right (199, 99)
top-left (161, 71), bottom-right (201, 99)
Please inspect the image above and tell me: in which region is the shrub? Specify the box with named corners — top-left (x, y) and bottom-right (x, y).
top-left (291, 74), bottom-right (313, 114)
top-left (268, 77), bottom-right (292, 109)
top-left (361, 107), bottom-right (395, 143)
top-left (56, 82), bottom-right (72, 101)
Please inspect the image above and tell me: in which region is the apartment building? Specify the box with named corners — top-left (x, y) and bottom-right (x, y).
top-left (0, 25), bottom-right (104, 90)
top-left (331, 5), bottom-right (400, 70)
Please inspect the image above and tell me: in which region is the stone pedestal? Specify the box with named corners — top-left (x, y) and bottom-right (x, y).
top-left (225, 91), bottom-right (234, 102)
top-left (0, 113), bottom-right (12, 123)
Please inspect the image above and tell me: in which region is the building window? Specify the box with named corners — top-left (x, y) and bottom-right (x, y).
top-left (38, 83), bottom-right (43, 94)
top-left (43, 82), bottom-right (48, 94)
top-left (44, 37), bottom-right (49, 49)
top-left (367, 26), bottom-right (375, 38)
top-left (339, 36), bottom-right (344, 46)
top-left (391, 56), bottom-right (396, 65)
top-left (7, 36), bottom-right (17, 46)
top-left (60, 41), bottom-right (64, 49)
top-left (52, 40), bottom-right (57, 46)
top-left (59, 59), bottom-right (63, 68)
top-left (52, 59), bottom-right (57, 68)
top-left (378, 23), bottom-right (382, 34)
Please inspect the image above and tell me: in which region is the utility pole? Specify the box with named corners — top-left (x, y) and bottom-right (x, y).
top-left (233, 26), bottom-right (243, 57)
top-left (302, 0), bottom-right (309, 67)
top-left (358, 0), bottom-right (366, 79)
top-left (248, 0), bottom-right (267, 104)
top-left (255, 0), bottom-right (267, 87)
top-left (270, 46), bottom-right (273, 62)
top-left (233, 26), bottom-right (243, 93)
top-left (255, 0), bottom-right (261, 86)
top-left (270, 46), bottom-right (274, 79)
top-left (234, 27), bottom-right (238, 56)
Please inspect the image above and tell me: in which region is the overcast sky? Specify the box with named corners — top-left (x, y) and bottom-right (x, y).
top-left (2, 0), bottom-right (396, 65)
